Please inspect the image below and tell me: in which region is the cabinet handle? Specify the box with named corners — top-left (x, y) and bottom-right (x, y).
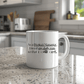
top-left (3, 0), bottom-right (7, 3)
top-left (60, 42), bottom-right (64, 46)
top-left (15, 24), bottom-right (18, 28)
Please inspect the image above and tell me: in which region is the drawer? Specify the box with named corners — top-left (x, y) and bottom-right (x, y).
top-left (70, 42), bottom-right (84, 49)
top-left (70, 48), bottom-right (84, 56)
top-left (11, 36), bottom-right (26, 47)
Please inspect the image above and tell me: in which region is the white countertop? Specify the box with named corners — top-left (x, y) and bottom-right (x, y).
top-left (0, 47), bottom-right (83, 84)
top-left (0, 31), bottom-right (84, 40)
top-left (0, 47), bottom-right (75, 84)
top-left (11, 32), bottom-right (26, 35)
top-left (0, 32), bottom-right (26, 36)
top-left (0, 32), bottom-right (67, 36)
top-left (67, 35), bottom-right (84, 39)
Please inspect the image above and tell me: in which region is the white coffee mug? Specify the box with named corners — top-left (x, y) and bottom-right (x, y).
top-left (26, 30), bottom-right (70, 69)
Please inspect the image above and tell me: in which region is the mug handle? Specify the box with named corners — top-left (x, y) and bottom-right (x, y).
top-left (58, 34), bottom-right (70, 60)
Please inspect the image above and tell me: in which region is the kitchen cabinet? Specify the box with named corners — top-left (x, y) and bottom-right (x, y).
top-left (0, 0), bottom-right (7, 6)
top-left (70, 39), bottom-right (84, 56)
top-left (60, 38), bottom-right (84, 56)
top-left (11, 36), bottom-right (65, 52)
top-left (7, 0), bottom-right (22, 5)
top-left (0, 0), bottom-right (41, 7)
top-left (11, 36), bottom-right (26, 47)
top-left (0, 0), bottom-right (3, 5)
top-left (0, 36), bottom-right (10, 48)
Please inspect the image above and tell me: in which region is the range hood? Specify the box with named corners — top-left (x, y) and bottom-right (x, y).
top-left (0, 0), bottom-right (42, 8)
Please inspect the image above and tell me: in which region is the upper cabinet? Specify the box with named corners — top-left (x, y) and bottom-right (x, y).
top-left (0, 0), bottom-right (3, 5)
top-left (0, 0), bottom-right (42, 8)
top-left (7, 0), bottom-right (22, 5)
top-left (0, 0), bottom-right (7, 6)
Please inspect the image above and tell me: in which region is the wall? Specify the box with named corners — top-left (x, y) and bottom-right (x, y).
top-left (0, 0), bottom-right (84, 33)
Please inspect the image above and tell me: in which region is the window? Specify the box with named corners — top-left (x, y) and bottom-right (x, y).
top-left (75, 0), bottom-right (84, 20)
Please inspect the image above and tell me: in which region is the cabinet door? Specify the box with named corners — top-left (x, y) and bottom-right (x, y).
top-left (70, 39), bottom-right (84, 56)
top-left (11, 36), bottom-right (26, 47)
top-left (70, 48), bottom-right (84, 56)
top-left (0, 36), bottom-right (9, 48)
top-left (0, 0), bottom-right (7, 5)
top-left (7, 0), bottom-right (22, 5)
top-left (0, 0), bottom-right (3, 5)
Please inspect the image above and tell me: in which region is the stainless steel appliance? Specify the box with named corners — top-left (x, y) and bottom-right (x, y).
top-left (15, 18), bottom-right (32, 32)
top-left (0, 16), bottom-right (10, 31)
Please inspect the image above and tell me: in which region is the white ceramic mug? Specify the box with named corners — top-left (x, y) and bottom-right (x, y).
top-left (26, 30), bottom-right (70, 69)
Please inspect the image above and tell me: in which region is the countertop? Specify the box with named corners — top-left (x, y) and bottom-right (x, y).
top-left (0, 32), bottom-right (26, 36)
top-left (0, 31), bottom-right (67, 37)
top-left (0, 31), bottom-right (84, 40)
top-left (0, 47), bottom-right (84, 84)
top-left (67, 35), bottom-right (84, 40)
top-left (0, 31), bottom-right (67, 36)
top-left (66, 32), bottom-right (84, 40)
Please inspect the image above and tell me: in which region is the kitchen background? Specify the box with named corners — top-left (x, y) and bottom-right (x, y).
top-left (0, 1), bottom-right (84, 84)
top-left (0, 0), bottom-right (84, 33)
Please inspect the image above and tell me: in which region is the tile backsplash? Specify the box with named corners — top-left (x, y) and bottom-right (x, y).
top-left (0, 0), bottom-right (84, 33)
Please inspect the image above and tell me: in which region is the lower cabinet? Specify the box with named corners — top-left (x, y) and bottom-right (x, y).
top-left (11, 37), bottom-right (65, 52)
top-left (0, 36), bottom-right (10, 48)
top-left (60, 38), bottom-right (84, 56)
top-left (70, 39), bottom-right (84, 56)
top-left (4, 35), bottom-right (84, 56)
top-left (11, 36), bottom-right (26, 47)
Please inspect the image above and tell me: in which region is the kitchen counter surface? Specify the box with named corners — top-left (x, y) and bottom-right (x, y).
top-left (67, 35), bottom-right (84, 40)
top-left (0, 31), bottom-right (67, 36)
top-left (66, 32), bottom-right (84, 40)
top-left (1, 31), bottom-right (84, 40)
top-left (0, 32), bottom-right (26, 36)
top-left (0, 47), bottom-right (83, 84)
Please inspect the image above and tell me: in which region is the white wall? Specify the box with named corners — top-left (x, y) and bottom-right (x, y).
top-left (0, 0), bottom-right (84, 33)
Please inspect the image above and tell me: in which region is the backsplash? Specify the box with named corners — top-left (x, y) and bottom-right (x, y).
top-left (0, 0), bottom-right (84, 33)
top-left (60, 25), bottom-right (84, 33)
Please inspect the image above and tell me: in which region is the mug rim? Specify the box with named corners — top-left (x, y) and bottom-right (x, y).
top-left (26, 30), bottom-right (59, 33)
